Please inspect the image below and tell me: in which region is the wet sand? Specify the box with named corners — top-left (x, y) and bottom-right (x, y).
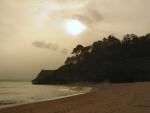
top-left (0, 82), bottom-right (150, 113)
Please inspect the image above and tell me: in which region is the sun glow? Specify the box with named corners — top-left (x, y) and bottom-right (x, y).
top-left (64, 19), bottom-right (86, 36)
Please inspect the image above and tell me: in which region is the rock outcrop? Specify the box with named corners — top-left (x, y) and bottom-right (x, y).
top-left (32, 70), bottom-right (54, 84)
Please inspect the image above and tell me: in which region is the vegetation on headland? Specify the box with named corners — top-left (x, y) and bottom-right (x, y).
top-left (32, 33), bottom-right (150, 84)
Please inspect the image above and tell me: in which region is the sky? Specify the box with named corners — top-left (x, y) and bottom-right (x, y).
top-left (0, 0), bottom-right (150, 80)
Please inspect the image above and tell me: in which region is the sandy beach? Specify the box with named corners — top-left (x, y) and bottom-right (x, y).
top-left (0, 82), bottom-right (150, 113)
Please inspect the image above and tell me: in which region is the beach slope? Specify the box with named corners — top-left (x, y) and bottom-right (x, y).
top-left (0, 82), bottom-right (150, 113)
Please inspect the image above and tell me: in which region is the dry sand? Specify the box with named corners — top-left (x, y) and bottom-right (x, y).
top-left (0, 82), bottom-right (150, 113)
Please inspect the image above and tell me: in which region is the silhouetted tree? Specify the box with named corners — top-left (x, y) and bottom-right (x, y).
top-left (33, 33), bottom-right (150, 84)
top-left (72, 44), bottom-right (84, 56)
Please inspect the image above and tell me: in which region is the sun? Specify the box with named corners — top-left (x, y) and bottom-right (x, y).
top-left (64, 19), bottom-right (86, 36)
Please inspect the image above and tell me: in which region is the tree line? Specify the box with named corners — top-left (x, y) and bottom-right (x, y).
top-left (33, 33), bottom-right (150, 84)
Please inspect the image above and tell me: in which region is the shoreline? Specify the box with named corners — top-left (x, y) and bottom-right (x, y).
top-left (0, 83), bottom-right (92, 110)
top-left (0, 85), bottom-right (92, 109)
top-left (0, 82), bottom-right (150, 113)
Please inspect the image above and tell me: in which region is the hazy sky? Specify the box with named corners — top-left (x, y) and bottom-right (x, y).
top-left (0, 0), bottom-right (150, 80)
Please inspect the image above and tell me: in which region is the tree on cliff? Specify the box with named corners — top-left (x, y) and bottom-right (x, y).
top-left (33, 33), bottom-right (150, 84)
top-left (72, 44), bottom-right (84, 56)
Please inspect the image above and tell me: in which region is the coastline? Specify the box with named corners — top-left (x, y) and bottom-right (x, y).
top-left (0, 82), bottom-right (150, 113)
top-left (0, 84), bottom-right (92, 109)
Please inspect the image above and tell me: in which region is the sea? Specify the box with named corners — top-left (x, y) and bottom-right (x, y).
top-left (0, 81), bottom-right (91, 109)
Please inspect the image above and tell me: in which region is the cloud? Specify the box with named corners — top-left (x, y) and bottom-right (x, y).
top-left (74, 7), bottom-right (103, 25)
top-left (47, 0), bottom-right (103, 26)
top-left (32, 41), bottom-right (68, 54)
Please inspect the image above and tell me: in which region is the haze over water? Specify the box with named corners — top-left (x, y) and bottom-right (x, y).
top-left (0, 81), bottom-right (90, 109)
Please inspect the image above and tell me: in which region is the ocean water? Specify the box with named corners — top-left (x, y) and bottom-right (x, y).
top-left (0, 81), bottom-right (91, 109)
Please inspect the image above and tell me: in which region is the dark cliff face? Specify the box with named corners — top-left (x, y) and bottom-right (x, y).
top-left (32, 70), bottom-right (55, 84)
top-left (32, 33), bottom-right (150, 84)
